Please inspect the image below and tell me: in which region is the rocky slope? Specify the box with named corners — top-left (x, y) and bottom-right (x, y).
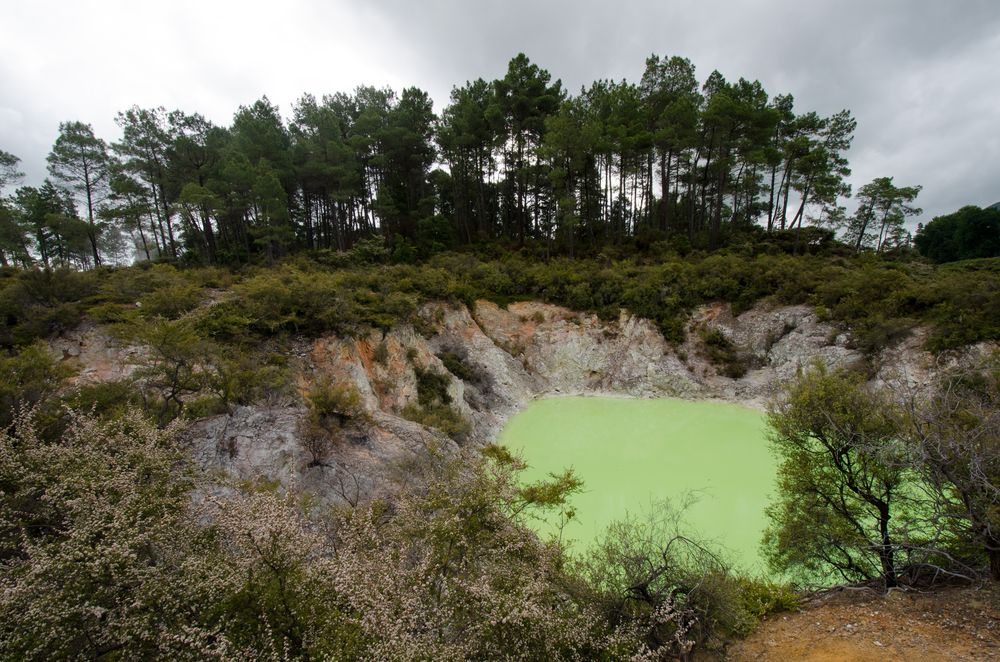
top-left (52, 298), bottom-right (994, 506)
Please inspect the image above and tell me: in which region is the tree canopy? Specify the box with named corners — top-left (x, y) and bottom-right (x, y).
top-left (0, 52), bottom-right (930, 268)
top-left (914, 205), bottom-right (1000, 263)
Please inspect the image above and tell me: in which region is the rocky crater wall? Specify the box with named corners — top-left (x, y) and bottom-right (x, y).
top-left (52, 299), bottom-right (993, 506)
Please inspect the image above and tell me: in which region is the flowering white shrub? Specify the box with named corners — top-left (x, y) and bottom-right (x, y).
top-left (0, 408), bottom-right (227, 659)
top-left (0, 408), bottom-right (743, 660)
top-left (324, 446), bottom-right (611, 660)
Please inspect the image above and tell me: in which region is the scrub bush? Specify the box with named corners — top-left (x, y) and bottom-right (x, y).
top-left (580, 501), bottom-right (760, 657)
top-left (414, 366), bottom-right (452, 406)
top-left (401, 402), bottom-right (471, 440)
top-left (437, 351), bottom-right (479, 382)
top-left (0, 342), bottom-right (75, 428)
top-left (139, 282), bottom-right (204, 319)
top-left (698, 327), bottom-right (752, 378)
top-left (299, 378), bottom-right (366, 467)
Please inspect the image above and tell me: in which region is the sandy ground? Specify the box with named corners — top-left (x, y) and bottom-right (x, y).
top-left (721, 583), bottom-right (1000, 661)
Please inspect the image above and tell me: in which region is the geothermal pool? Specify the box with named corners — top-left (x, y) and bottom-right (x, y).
top-left (499, 396), bottom-right (774, 572)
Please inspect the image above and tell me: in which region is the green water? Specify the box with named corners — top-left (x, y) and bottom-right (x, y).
top-left (499, 396), bottom-right (774, 573)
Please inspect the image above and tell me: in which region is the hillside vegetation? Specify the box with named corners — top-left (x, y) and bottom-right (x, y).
top-left (0, 245), bottom-right (997, 659)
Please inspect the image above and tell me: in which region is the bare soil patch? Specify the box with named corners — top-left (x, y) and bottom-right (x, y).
top-left (722, 584), bottom-right (1000, 661)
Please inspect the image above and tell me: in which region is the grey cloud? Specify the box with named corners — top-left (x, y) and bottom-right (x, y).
top-left (2, 0), bottom-right (999, 221)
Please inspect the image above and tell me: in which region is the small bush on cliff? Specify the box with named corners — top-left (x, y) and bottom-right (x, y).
top-left (403, 366), bottom-right (471, 439)
top-left (698, 327), bottom-right (752, 378)
top-left (402, 402), bottom-right (471, 440)
top-left (299, 378), bottom-right (367, 467)
top-left (414, 366), bottom-right (452, 406)
top-left (437, 351), bottom-right (479, 382)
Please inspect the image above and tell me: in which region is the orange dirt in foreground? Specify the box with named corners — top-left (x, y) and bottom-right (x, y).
top-left (722, 584), bottom-right (1000, 661)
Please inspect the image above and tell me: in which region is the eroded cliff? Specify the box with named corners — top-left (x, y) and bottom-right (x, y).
top-left (51, 299), bottom-right (993, 505)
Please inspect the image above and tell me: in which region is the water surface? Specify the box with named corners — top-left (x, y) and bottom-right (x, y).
top-left (499, 396), bottom-right (774, 572)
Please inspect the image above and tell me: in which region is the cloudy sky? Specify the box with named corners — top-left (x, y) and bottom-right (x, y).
top-left (2, 0), bottom-right (998, 221)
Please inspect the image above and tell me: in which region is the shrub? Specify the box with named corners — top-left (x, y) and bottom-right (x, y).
top-left (0, 409), bottom-right (209, 659)
top-left (191, 300), bottom-right (254, 341)
top-left (373, 340), bottom-right (389, 365)
top-left (60, 379), bottom-right (141, 420)
top-left (0, 268), bottom-right (94, 347)
top-left (414, 367), bottom-right (452, 406)
top-left (299, 378), bottom-right (366, 467)
top-left (437, 351), bottom-right (479, 382)
top-left (734, 577), bottom-right (799, 619)
top-left (208, 350), bottom-right (293, 408)
top-left (402, 402), bottom-right (471, 440)
top-left (305, 377), bottom-right (364, 426)
top-left (580, 500), bottom-right (759, 657)
top-left (131, 318), bottom-right (211, 424)
top-left (698, 327), bottom-right (751, 378)
top-left (139, 282), bottom-right (204, 319)
top-left (0, 342), bottom-right (75, 428)
top-left (763, 364), bottom-right (916, 588)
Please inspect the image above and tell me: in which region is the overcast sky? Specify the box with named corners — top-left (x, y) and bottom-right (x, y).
top-left (2, 0), bottom-right (998, 222)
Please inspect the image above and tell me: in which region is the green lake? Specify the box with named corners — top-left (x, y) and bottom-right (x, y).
top-left (499, 396), bottom-right (775, 573)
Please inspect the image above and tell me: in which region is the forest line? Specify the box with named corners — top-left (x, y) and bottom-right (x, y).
top-left (0, 53), bottom-right (926, 268)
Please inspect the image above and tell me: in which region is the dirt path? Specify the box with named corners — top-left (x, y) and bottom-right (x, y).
top-left (724, 584), bottom-right (1000, 661)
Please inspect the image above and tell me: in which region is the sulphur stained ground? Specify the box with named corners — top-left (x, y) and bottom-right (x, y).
top-left (500, 396), bottom-right (774, 572)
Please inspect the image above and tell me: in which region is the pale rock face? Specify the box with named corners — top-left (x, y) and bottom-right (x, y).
top-left (49, 321), bottom-right (146, 385)
top-left (873, 327), bottom-right (995, 394)
top-left (50, 299), bottom-right (997, 506)
top-left (678, 302), bottom-right (864, 407)
top-left (469, 301), bottom-right (700, 401)
top-left (185, 404), bottom-right (456, 506)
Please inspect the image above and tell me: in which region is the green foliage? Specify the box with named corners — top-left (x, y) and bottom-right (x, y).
top-left (437, 350), bottom-right (479, 382)
top-left (372, 340), bottom-right (389, 364)
top-left (0, 410), bottom-right (203, 659)
top-left (0, 268), bottom-right (99, 347)
top-left (131, 318), bottom-right (210, 423)
top-left (902, 356), bottom-right (1000, 580)
top-left (402, 403), bottom-right (471, 440)
top-left (414, 366), bottom-right (452, 406)
top-left (401, 365), bottom-right (471, 438)
top-left (208, 349), bottom-right (292, 409)
top-left (138, 281), bottom-right (204, 319)
top-left (2, 250), bottom-right (998, 362)
top-left (733, 577), bottom-right (799, 619)
top-left (915, 205), bottom-right (1000, 263)
top-left (305, 377), bottom-right (364, 426)
top-left (580, 501), bottom-right (761, 657)
top-left (124, 314), bottom-right (291, 424)
top-left (298, 378), bottom-right (366, 466)
top-left (698, 327), bottom-right (752, 378)
top-left (0, 342), bottom-right (75, 428)
top-left (763, 364), bottom-right (914, 587)
top-left (922, 259), bottom-right (1000, 352)
top-left (60, 379), bottom-right (141, 420)
top-left (1, 409), bottom-right (644, 659)
top-left (844, 176), bottom-right (922, 253)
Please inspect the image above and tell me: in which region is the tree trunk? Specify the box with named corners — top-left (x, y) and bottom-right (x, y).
top-left (988, 545), bottom-right (1000, 581)
top-left (878, 503), bottom-right (897, 588)
top-left (854, 201), bottom-right (876, 252)
top-left (137, 222), bottom-right (151, 261)
top-left (83, 163), bottom-right (101, 266)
